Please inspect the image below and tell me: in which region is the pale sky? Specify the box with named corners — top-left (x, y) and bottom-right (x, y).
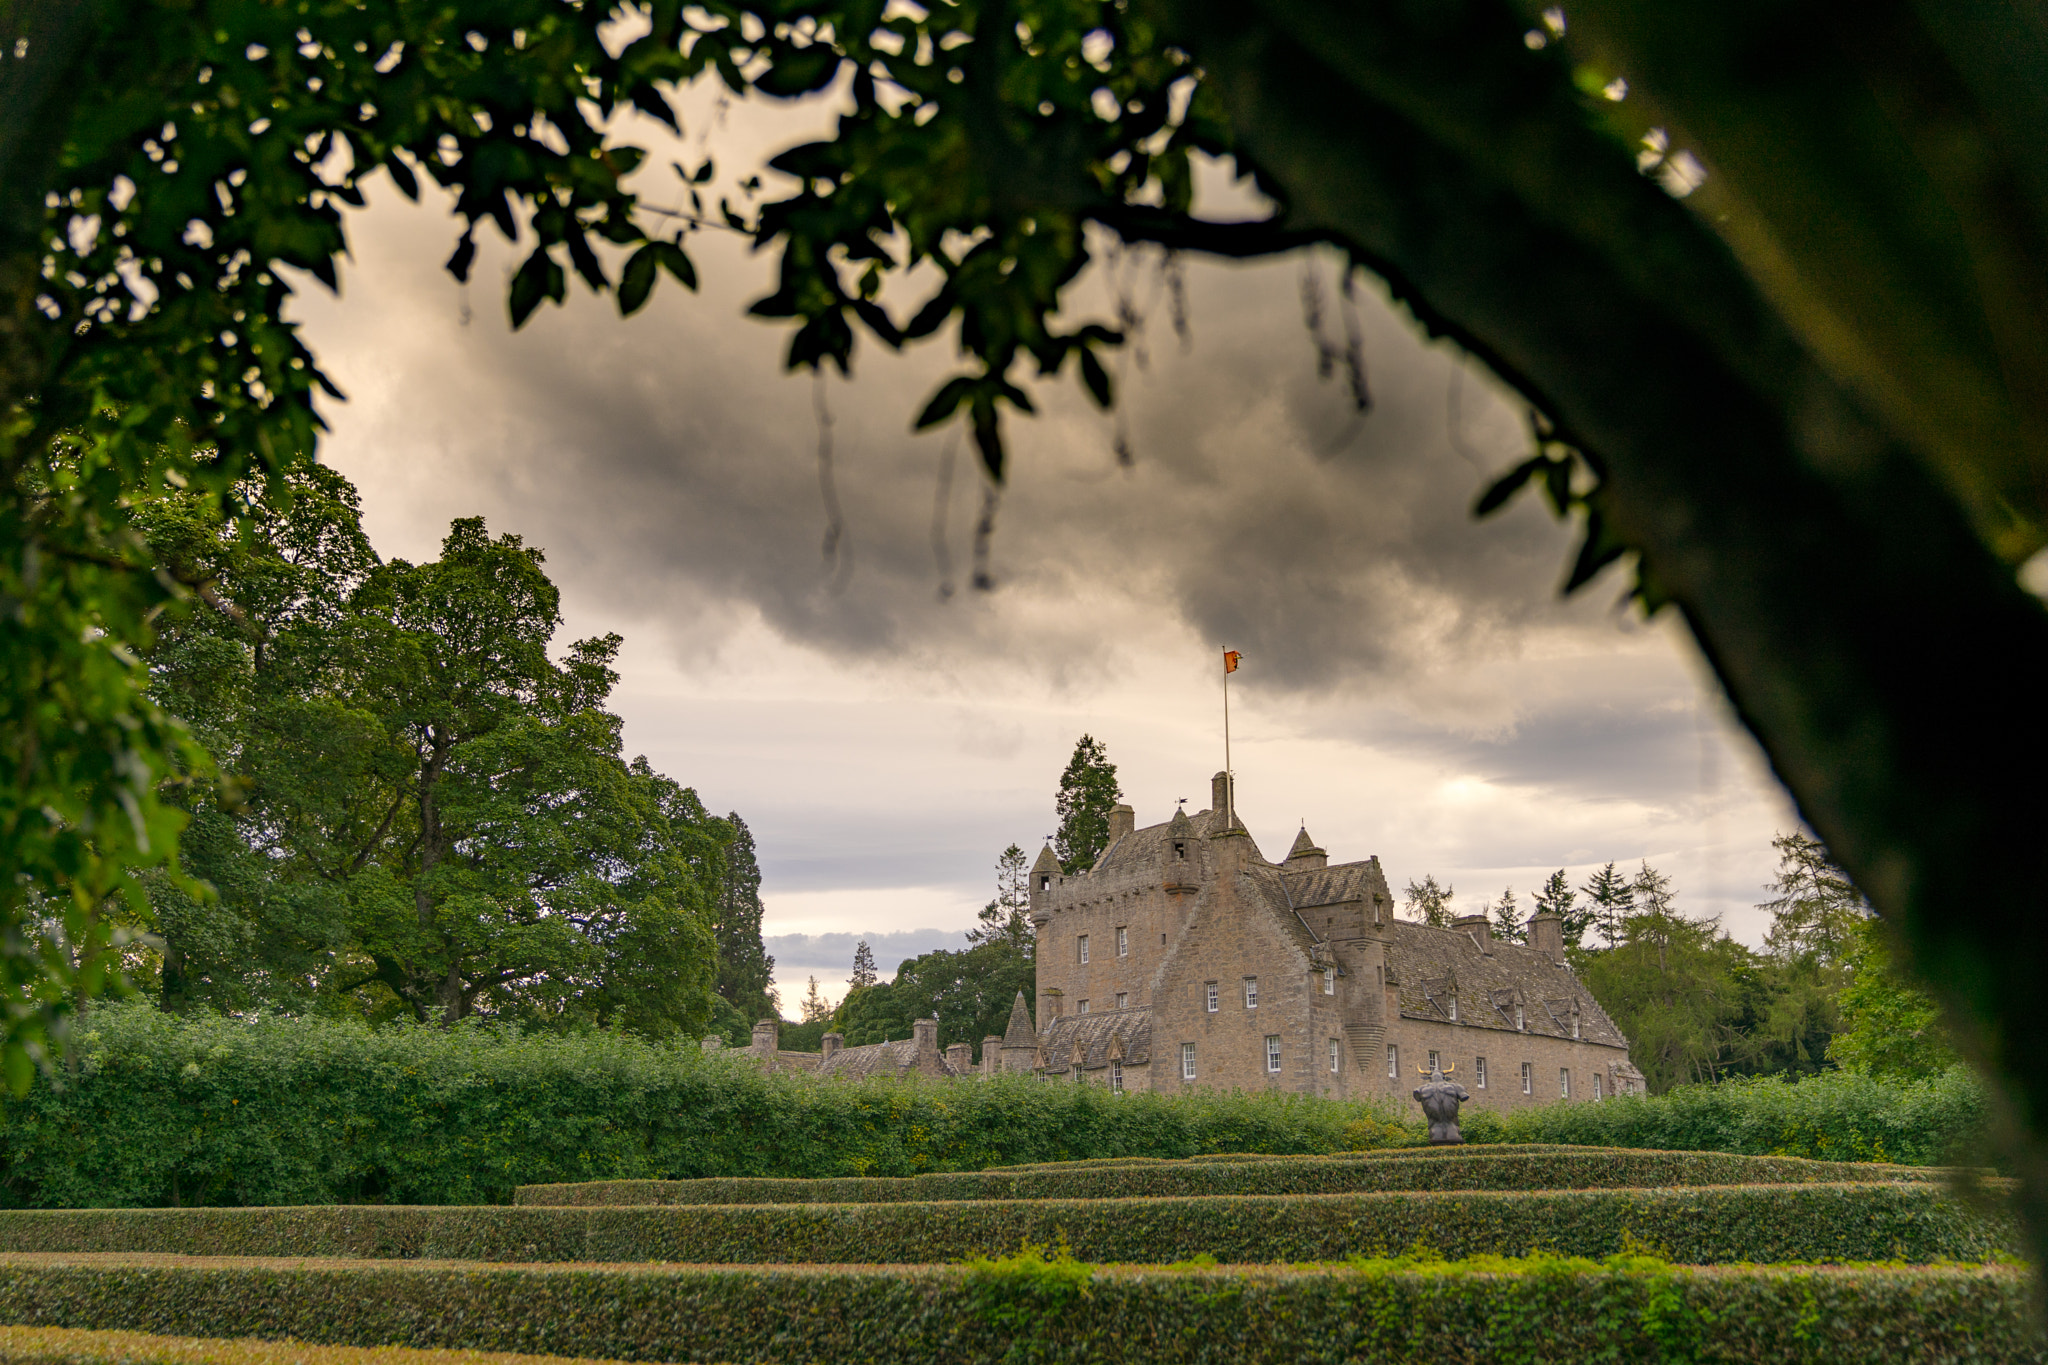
top-left (290, 85), bottom-right (1801, 1010)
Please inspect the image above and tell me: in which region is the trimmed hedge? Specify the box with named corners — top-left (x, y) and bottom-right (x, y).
top-left (0, 1325), bottom-right (671, 1365)
top-left (0, 1251), bottom-right (2032, 1363)
top-left (0, 1185), bottom-right (2015, 1265)
top-left (516, 1150), bottom-right (1944, 1206)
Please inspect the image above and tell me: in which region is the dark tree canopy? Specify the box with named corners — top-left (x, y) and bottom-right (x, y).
top-left (1053, 735), bottom-right (1122, 874)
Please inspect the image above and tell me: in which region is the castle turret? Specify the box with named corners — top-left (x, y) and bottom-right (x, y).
top-left (1285, 826), bottom-right (1328, 872)
top-left (998, 990), bottom-right (1038, 1074)
top-left (1028, 843), bottom-right (1059, 926)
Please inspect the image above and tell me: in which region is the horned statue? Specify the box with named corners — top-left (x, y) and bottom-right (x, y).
top-left (1412, 1058), bottom-right (1471, 1146)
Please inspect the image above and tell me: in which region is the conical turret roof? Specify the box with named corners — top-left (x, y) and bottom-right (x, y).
top-left (1001, 990), bottom-right (1037, 1047)
top-left (1031, 843), bottom-right (1059, 874)
top-left (1288, 826), bottom-right (1325, 858)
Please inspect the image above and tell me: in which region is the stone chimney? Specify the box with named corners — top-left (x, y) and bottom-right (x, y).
top-left (751, 1018), bottom-right (780, 1055)
top-left (1527, 913), bottom-right (1565, 960)
top-left (1210, 770), bottom-right (1233, 816)
top-left (912, 1016), bottom-right (939, 1061)
top-left (1107, 804), bottom-right (1135, 844)
top-left (821, 1032), bottom-right (843, 1062)
top-left (981, 1035), bottom-right (1003, 1076)
top-left (945, 1041), bottom-right (972, 1074)
top-left (700, 1036), bottom-right (725, 1052)
top-left (1453, 912), bottom-right (1493, 955)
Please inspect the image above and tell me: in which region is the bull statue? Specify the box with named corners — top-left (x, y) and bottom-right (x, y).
top-left (1412, 1058), bottom-right (1471, 1146)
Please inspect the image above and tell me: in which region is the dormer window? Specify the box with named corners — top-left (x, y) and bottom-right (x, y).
top-left (1323, 967), bottom-right (1335, 995)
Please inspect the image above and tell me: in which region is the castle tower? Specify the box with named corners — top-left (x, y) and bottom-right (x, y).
top-left (998, 990), bottom-right (1039, 1074)
top-left (1285, 826), bottom-right (1328, 872)
top-left (1028, 843), bottom-right (1059, 927)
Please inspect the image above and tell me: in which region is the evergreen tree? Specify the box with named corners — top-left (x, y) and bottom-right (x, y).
top-left (849, 939), bottom-right (878, 990)
top-left (711, 813), bottom-right (777, 1021)
top-left (1580, 863), bottom-right (1633, 949)
top-left (1402, 874), bottom-right (1456, 928)
top-left (1761, 831), bottom-right (1868, 969)
top-left (1534, 868), bottom-right (1593, 949)
top-left (800, 976), bottom-right (832, 1024)
top-left (1632, 860), bottom-right (1678, 917)
top-left (967, 843), bottom-right (1035, 953)
top-left (1053, 735), bottom-right (1122, 874)
top-left (1491, 886), bottom-right (1523, 943)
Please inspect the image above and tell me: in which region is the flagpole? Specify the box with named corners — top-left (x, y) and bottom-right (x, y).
top-left (1222, 649), bottom-right (1233, 830)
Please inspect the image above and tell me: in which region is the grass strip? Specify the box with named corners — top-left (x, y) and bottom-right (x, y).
top-left (516, 1149), bottom-right (1943, 1206)
top-left (0, 1185), bottom-right (2013, 1266)
top-left (0, 1251), bottom-right (2031, 1364)
top-left (0, 1324), bottom-right (675, 1365)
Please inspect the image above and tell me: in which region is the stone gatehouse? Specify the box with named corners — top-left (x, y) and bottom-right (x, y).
top-left (1003, 773), bottom-right (1644, 1109)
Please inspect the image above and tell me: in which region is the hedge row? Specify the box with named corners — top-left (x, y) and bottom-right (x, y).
top-left (0, 1251), bottom-right (2032, 1363)
top-left (0, 1325), bottom-right (667, 1365)
top-left (516, 1150), bottom-right (1943, 1206)
top-left (1, 1007), bottom-right (1989, 1209)
top-left (0, 1185), bottom-right (2014, 1265)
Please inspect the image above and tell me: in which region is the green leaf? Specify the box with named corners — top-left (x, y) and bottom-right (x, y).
top-left (618, 244), bottom-right (660, 316)
top-left (755, 47), bottom-right (842, 98)
top-left (916, 376), bottom-right (976, 430)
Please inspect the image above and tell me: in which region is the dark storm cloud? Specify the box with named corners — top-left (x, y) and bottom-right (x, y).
top-left (305, 193), bottom-right (1607, 704)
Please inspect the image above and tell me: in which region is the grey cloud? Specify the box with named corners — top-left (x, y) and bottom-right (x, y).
top-left (765, 929), bottom-right (971, 995)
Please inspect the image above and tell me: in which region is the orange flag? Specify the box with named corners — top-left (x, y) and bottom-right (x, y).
top-left (1223, 650), bottom-right (1242, 673)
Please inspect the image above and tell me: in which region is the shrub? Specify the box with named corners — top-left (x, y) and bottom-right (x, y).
top-left (0, 1184), bottom-right (2014, 1265)
top-left (0, 1325), bottom-right (659, 1365)
top-left (0, 1252), bottom-right (2031, 1363)
top-left (515, 1150), bottom-right (1942, 1206)
top-left (1461, 1067), bottom-right (1990, 1166)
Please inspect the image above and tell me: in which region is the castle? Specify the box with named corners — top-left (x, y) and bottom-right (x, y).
top-left (739, 772), bottom-right (1643, 1110)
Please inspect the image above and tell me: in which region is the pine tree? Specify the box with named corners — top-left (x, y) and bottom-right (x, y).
top-left (800, 976), bottom-right (832, 1023)
top-left (1053, 735), bottom-right (1122, 874)
top-left (1532, 868), bottom-right (1593, 948)
top-left (712, 813), bottom-right (777, 1018)
top-left (1402, 874), bottom-right (1456, 927)
top-left (1632, 860), bottom-right (1677, 917)
top-left (1579, 863), bottom-right (1632, 948)
top-left (849, 939), bottom-right (878, 990)
top-left (1491, 886), bottom-right (1523, 942)
top-left (968, 844), bottom-right (1034, 953)
top-left (1760, 831), bottom-right (1868, 969)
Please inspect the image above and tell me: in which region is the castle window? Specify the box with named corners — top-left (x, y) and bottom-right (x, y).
top-left (1173, 840), bottom-right (1187, 860)
top-left (1078, 935), bottom-right (1089, 964)
top-left (1077, 999), bottom-right (1089, 1015)
top-left (1205, 982), bottom-right (1219, 1012)
top-left (1572, 1009), bottom-right (1582, 1040)
top-left (1265, 1036), bottom-right (1282, 1073)
top-left (1116, 926), bottom-right (1128, 956)
top-left (1181, 1043), bottom-right (1197, 1080)
top-left (1560, 1068), bottom-right (1571, 1099)
top-left (1244, 977), bottom-right (1259, 1009)
top-left (1448, 994), bottom-right (1458, 1022)
top-left (1592, 1074), bottom-right (1603, 1101)
top-left (1040, 874), bottom-right (1051, 892)
top-left (1111, 1061), bottom-right (1124, 1094)
top-left (1387, 1044), bottom-right (1399, 1078)
top-left (1115, 992), bottom-right (1128, 1009)
top-left (1521, 1062), bottom-right (1533, 1094)
top-left (1428, 1049), bottom-right (1439, 1072)
top-left (1516, 1003), bottom-right (1526, 1032)
top-left (1329, 1038), bottom-right (1340, 1072)
top-left (1323, 967), bottom-right (1335, 995)
top-left (1476, 1056), bottom-right (1487, 1089)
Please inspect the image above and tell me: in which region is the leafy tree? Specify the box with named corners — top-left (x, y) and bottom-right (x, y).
top-left (710, 814), bottom-right (776, 1021)
top-left (1490, 887), bottom-right (1522, 944)
top-left (1053, 736), bottom-right (1122, 874)
top-left (967, 844), bottom-right (1034, 954)
top-left (836, 939), bottom-right (1034, 1064)
top-left (138, 475), bottom-right (728, 1035)
top-left (799, 977), bottom-right (831, 1024)
top-left (1533, 869), bottom-right (1592, 949)
top-left (1829, 917), bottom-right (1960, 1083)
top-left (1401, 875), bottom-right (1455, 929)
top-left (1580, 900), bottom-right (1748, 1092)
top-left (848, 939), bottom-right (878, 991)
top-left (1579, 864), bottom-right (1634, 950)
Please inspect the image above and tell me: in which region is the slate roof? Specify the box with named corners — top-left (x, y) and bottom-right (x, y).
top-left (816, 1038), bottom-right (969, 1080)
top-left (1282, 859), bottom-right (1384, 911)
top-left (1384, 920), bottom-right (1629, 1049)
top-left (1087, 806), bottom-right (1231, 876)
top-left (1000, 990), bottom-right (1037, 1048)
top-left (1038, 1006), bottom-right (1152, 1073)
